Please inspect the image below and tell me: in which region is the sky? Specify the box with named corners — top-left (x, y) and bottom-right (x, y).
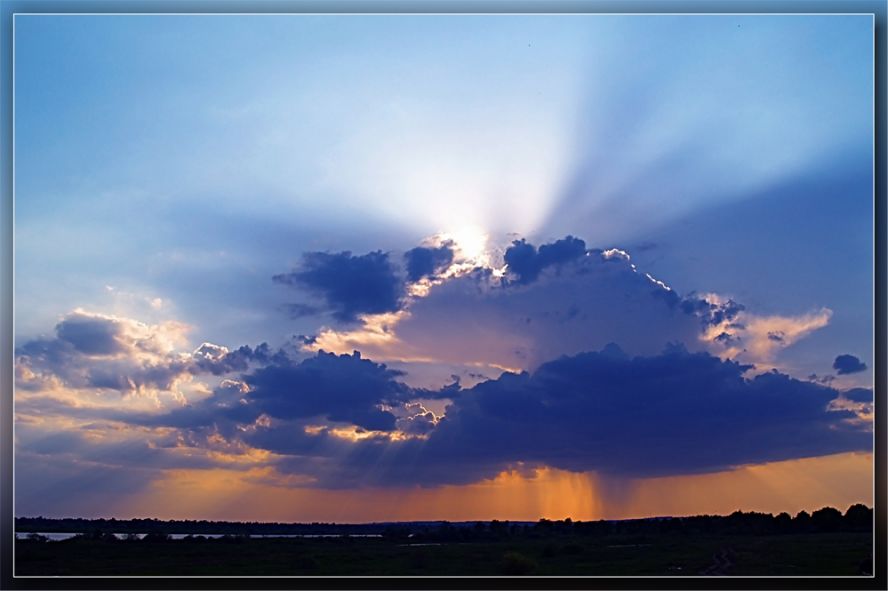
top-left (13, 14), bottom-right (874, 522)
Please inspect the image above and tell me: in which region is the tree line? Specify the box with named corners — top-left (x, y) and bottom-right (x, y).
top-left (16, 504), bottom-right (872, 542)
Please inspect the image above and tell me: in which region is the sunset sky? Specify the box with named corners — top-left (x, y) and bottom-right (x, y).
top-left (13, 14), bottom-right (874, 522)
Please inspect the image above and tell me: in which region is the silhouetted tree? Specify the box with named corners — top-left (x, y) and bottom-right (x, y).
top-left (774, 512), bottom-right (792, 533)
top-left (844, 504), bottom-right (872, 530)
top-left (811, 507), bottom-right (843, 532)
top-left (793, 510), bottom-right (811, 532)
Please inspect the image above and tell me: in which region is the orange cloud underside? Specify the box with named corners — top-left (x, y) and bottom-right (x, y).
top-left (115, 452), bottom-right (872, 523)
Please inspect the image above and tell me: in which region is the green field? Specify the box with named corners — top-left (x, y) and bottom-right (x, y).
top-left (15, 531), bottom-right (872, 576)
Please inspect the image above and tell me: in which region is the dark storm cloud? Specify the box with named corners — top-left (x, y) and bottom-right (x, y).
top-left (422, 345), bottom-right (867, 478)
top-left (245, 351), bottom-right (409, 431)
top-left (503, 236), bottom-right (587, 284)
top-left (833, 354), bottom-right (867, 375)
top-left (242, 419), bottom-right (344, 457)
top-left (404, 243), bottom-right (455, 282)
top-left (236, 346), bottom-right (870, 488)
top-left (120, 351), bottom-right (412, 433)
top-left (273, 250), bottom-right (404, 322)
top-left (18, 342), bottom-right (871, 490)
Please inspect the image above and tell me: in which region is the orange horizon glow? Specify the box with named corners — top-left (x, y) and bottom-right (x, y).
top-left (59, 451), bottom-right (872, 524)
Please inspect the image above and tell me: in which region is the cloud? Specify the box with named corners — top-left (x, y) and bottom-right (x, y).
top-left (503, 236), bottom-right (587, 284)
top-left (55, 313), bottom-right (125, 355)
top-left (244, 351), bottom-right (409, 431)
top-left (16, 310), bottom-right (193, 396)
top-left (311, 246), bottom-right (704, 371)
top-left (15, 309), bottom-right (282, 397)
top-left (843, 388), bottom-right (873, 403)
top-left (304, 237), bottom-right (836, 375)
top-left (273, 250), bottom-right (405, 322)
top-left (288, 235), bottom-right (836, 381)
top-left (18, 344), bottom-right (872, 491)
top-left (295, 345), bottom-right (870, 487)
top-left (191, 342), bottom-right (287, 375)
top-left (97, 342), bottom-right (868, 489)
top-left (404, 243), bottom-right (455, 282)
top-left (680, 295), bottom-right (745, 328)
top-left (833, 354), bottom-right (867, 375)
top-left (17, 336), bottom-right (871, 492)
top-left (14, 235), bottom-right (859, 497)
top-left (123, 351), bottom-right (413, 434)
top-left (55, 309), bottom-right (190, 357)
top-left (696, 296), bottom-right (833, 365)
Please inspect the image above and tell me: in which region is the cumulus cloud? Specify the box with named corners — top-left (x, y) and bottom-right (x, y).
top-left (14, 309), bottom-right (282, 398)
top-left (55, 313), bottom-right (125, 355)
top-left (113, 350), bottom-right (413, 434)
top-left (833, 354), bottom-right (867, 375)
top-left (57, 309), bottom-right (189, 357)
top-left (191, 342), bottom-right (288, 375)
top-left (503, 235), bottom-right (587, 284)
top-left (244, 351), bottom-right (409, 431)
top-left (16, 310), bottom-right (193, 396)
top-left (273, 250), bottom-right (404, 322)
top-left (303, 236), bottom-right (838, 376)
top-left (310, 246), bottom-right (704, 371)
top-left (404, 243), bottom-right (455, 282)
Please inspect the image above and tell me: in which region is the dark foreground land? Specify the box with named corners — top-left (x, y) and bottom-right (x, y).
top-left (16, 506), bottom-right (874, 576)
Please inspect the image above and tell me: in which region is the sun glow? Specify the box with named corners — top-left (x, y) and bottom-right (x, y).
top-left (441, 226), bottom-right (489, 265)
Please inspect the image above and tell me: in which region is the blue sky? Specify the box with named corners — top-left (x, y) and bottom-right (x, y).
top-left (13, 14), bottom-right (874, 520)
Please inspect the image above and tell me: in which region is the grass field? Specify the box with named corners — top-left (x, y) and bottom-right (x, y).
top-left (15, 531), bottom-right (872, 576)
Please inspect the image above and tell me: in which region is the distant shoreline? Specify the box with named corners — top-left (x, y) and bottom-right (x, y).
top-left (14, 504), bottom-right (874, 536)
